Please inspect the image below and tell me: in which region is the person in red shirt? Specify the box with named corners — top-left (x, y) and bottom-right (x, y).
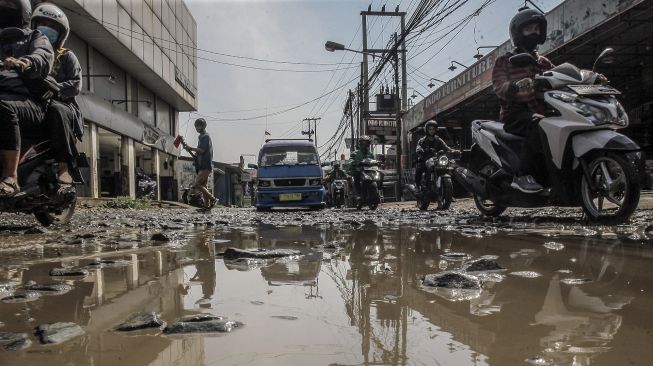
top-left (492, 7), bottom-right (553, 194)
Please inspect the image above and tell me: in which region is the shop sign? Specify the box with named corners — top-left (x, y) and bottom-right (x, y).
top-left (366, 118), bottom-right (397, 137)
top-left (175, 67), bottom-right (196, 97)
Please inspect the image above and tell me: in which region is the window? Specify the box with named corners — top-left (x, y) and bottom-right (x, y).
top-left (260, 146), bottom-right (318, 167)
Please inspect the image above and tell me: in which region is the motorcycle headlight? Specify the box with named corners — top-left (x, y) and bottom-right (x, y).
top-left (438, 156), bottom-right (449, 167)
top-left (614, 101), bottom-right (629, 127)
top-left (569, 101), bottom-right (609, 125)
top-left (258, 179), bottom-right (271, 187)
top-left (309, 178), bottom-right (322, 186)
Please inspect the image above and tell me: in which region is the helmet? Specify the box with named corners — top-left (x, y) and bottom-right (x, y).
top-left (31, 3), bottom-right (69, 48)
top-left (0, 0), bottom-right (32, 29)
top-left (425, 120), bottom-right (438, 131)
top-left (194, 118), bottom-right (207, 127)
top-left (509, 7), bottom-right (547, 50)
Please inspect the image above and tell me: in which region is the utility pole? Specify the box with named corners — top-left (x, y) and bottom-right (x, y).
top-left (302, 118), bottom-right (321, 146)
top-left (348, 89), bottom-right (356, 152)
top-left (360, 8), bottom-right (406, 200)
top-left (393, 33), bottom-right (403, 197)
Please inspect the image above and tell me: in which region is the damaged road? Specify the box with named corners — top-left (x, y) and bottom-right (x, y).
top-left (0, 199), bottom-right (651, 365)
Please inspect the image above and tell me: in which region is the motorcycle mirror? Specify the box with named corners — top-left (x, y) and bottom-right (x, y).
top-left (508, 53), bottom-right (538, 67)
top-left (593, 47), bottom-right (614, 72)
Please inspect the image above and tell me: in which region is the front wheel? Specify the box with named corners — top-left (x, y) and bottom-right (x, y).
top-left (580, 152), bottom-right (640, 223)
top-left (437, 178), bottom-right (453, 210)
top-left (473, 162), bottom-right (506, 217)
top-left (418, 192), bottom-right (430, 211)
top-left (368, 182), bottom-right (380, 210)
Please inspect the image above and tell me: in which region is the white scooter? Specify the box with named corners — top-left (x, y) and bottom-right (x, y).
top-left (454, 48), bottom-right (642, 223)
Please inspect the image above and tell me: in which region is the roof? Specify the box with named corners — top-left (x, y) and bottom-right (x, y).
top-left (261, 139), bottom-right (316, 148)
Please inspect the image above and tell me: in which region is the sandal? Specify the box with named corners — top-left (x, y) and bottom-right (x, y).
top-left (0, 177), bottom-right (20, 198)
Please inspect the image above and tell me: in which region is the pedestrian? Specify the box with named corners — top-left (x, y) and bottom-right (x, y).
top-left (182, 118), bottom-right (218, 209)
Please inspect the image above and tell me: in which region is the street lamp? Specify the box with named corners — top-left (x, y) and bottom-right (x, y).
top-left (428, 78), bottom-right (446, 88)
top-left (448, 60), bottom-right (468, 71)
top-left (409, 88), bottom-right (425, 99)
top-left (85, 74), bottom-right (115, 84)
top-left (473, 46), bottom-right (499, 60)
top-left (111, 99), bottom-right (152, 107)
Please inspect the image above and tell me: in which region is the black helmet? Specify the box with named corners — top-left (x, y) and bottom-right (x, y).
top-left (31, 3), bottom-right (70, 48)
top-left (0, 0), bottom-right (32, 29)
top-left (509, 7), bottom-right (547, 50)
top-left (425, 120), bottom-right (438, 131)
top-left (194, 118), bottom-right (207, 127)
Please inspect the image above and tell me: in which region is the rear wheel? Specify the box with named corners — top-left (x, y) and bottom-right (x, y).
top-left (473, 162), bottom-right (506, 217)
top-left (581, 152), bottom-right (640, 223)
top-left (34, 195), bottom-right (77, 227)
top-left (418, 194), bottom-right (430, 211)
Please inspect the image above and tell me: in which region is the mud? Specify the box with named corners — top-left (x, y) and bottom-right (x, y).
top-left (0, 204), bottom-right (652, 365)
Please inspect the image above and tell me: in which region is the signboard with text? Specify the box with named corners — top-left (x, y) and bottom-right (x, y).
top-left (366, 117), bottom-right (397, 137)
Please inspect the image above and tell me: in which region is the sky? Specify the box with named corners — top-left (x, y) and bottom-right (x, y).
top-left (180, 0), bottom-right (564, 164)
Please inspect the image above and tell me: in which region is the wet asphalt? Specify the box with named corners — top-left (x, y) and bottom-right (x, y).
top-left (0, 199), bottom-right (652, 365)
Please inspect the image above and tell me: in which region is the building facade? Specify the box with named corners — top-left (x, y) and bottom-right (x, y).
top-left (38, 0), bottom-right (198, 200)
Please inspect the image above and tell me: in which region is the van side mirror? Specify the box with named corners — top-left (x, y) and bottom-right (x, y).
top-left (247, 163), bottom-right (258, 169)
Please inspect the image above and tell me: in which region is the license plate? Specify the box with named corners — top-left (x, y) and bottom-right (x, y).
top-left (279, 193), bottom-right (302, 201)
top-left (568, 84), bottom-right (621, 95)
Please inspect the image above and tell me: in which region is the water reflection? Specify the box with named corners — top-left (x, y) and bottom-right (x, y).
top-left (1, 224), bottom-right (651, 365)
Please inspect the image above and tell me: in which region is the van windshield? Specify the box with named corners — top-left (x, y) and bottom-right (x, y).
top-left (260, 145), bottom-right (318, 167)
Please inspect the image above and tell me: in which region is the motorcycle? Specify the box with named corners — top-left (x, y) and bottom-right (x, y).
top-left (136, 171), bottom-right (157, 200)
top-left (330, 178), bottom-right (349, 208)
top-left (417, 149), bottom-right (455, 211)
top-left (0, 62), bottom-right (86, 226)
top-left (453, 48), bottom-right (642, 223)
top-left (182, 185), bottom-right (206, 208)
top-left (355, 158), bottom-right (383, 210)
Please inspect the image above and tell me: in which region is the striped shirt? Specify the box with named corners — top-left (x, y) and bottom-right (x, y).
top-left (492, 51), bottom-right (554, 122)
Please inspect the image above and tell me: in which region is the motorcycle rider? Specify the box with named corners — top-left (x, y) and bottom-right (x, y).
top-left (492, 7), bottom-right (554, 194)
top-left (0, 0), bottom-right (54, 197)
top-left (325, 160), bottom-right (348, 183)
top-left (31, 3), bottom-right (82, 186)
top-left (415, 119), bottom-right (453, 190)
top-left (350, 135), bottom-right (374, 199)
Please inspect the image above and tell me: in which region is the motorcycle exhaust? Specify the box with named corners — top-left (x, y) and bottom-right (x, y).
top-left (453, 167), bottom-right (487, 197)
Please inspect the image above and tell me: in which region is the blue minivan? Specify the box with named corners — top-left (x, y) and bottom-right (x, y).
top-left (249, 139), bottom-right (326, 211)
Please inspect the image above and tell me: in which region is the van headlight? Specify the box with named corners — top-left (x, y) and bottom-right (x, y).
top-left (438, 155), bottom-right (449, 167)
top-left (258, 179), bottom-right (271, 187)
top-left (308, 178), bottom-right (322, 186)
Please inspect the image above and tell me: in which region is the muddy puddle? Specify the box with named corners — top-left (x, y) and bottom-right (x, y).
top-left (1, 223), bottom-right (653, 365)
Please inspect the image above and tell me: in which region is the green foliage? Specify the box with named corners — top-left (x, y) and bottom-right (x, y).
top-left (105, 196), bottom-right (152, 209)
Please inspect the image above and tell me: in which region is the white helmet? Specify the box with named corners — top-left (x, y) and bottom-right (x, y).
top-left (31, 3), bottom-right (69, 48)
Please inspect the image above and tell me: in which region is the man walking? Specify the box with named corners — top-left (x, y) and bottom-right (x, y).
top-left (183, 118), bottom-right (217, 209)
